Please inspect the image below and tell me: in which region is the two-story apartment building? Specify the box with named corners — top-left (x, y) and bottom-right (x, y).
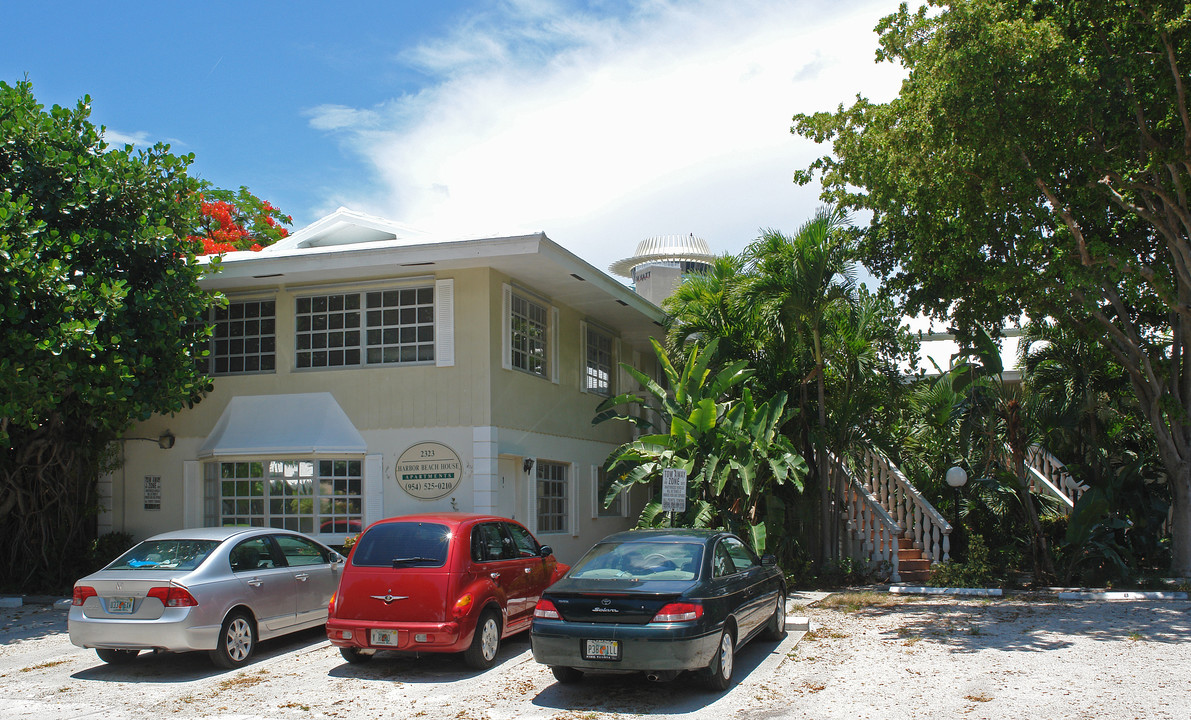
top-left (101, 208), bottom-right (666, 563)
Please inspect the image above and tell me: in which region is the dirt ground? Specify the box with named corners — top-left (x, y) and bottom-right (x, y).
top-left (1, 591), bottom-right (1187, 719)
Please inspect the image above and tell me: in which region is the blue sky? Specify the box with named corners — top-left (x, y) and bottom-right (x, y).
top-left (3, 0), bottom-right (906, 279)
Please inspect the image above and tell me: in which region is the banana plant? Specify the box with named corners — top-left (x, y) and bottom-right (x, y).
top-left (594, 338), bottom-right (806, 553)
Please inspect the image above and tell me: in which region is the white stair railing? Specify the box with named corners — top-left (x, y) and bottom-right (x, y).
top-left (1002, 444), bottom-right (1088, 514)
top-left (830, 452), bottom-right (903, 582)
top-left (858, 449), bottom-right (952, 565)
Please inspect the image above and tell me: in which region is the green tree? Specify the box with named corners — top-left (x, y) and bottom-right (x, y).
top-left (0, 81), bottom-right (213, 590)
top-left (793, 0), bottom-right (1191, 576)
top-left (744, 208), bottom-right (858, 563)
top-left (594, 339), bottom-right (806, 554)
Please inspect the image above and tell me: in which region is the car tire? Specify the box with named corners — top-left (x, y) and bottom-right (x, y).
top-left (339, 647), bottom-right (374, 664)
top-left (551, 666), bottom-right (584, 684)
top-left (209, 611), bottom-right (256, 669)
top-left (705, 626), bottom-right (735, 692)
top-left (760, 593), bottom-right (787, 641)
top-left (462, 610), bottom-right (501, 670)
top-left (95, 648), bottom-right (139, 664)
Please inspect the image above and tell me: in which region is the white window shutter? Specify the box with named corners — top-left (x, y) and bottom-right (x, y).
top-left (590, 464), bottom-right (597, 519)
top-left (502, 284), bottom-right (512, 371)
top-left (569, 462), bottom-right (578, 536)
top-left (551, 306), bottom-right (560, 384)
top-left (364, 453), bottom-right (384, 526)
top-left (579, 321), bottom-right (589, 394)
top-left (435, 278), bottom-right (455, 367)
top-left (613, 337), bottom-right (622, 396)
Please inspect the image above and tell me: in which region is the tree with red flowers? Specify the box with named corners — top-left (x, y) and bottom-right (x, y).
top-left (190, 184), bottom-right (292, 255)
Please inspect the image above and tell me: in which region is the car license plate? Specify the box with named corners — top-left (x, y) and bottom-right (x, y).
top-left (370, 629), bottom-right (402, 647)
top-left (583, 639), bottom-right (620, 661)
top-left (107, 597), bottom-right (135, 614)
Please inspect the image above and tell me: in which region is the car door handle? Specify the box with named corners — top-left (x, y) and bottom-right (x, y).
top-left (490, 572), bottom-right (501, 580)
top-left (247, 579), bottom-right (262, 587)
top-left (295, 573), bottom-right (309, 582)
top-left (523, 567), bottom-right (532, 574)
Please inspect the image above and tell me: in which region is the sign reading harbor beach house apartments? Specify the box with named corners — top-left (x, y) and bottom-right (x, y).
top-left (396, 442), bottom-right (463, 500)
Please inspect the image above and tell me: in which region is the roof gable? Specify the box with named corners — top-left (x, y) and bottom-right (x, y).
top-left (265, 207), bottom-right (434, 252)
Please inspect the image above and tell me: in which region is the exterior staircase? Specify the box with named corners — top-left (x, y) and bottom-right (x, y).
top-left (829, 449), bottom-right (952, 584)
top-left (895, 536), bottom-right (932, 584)
top-left (831, 444), bottom-right (1082, 583)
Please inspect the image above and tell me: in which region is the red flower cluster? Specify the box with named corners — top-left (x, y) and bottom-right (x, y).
top-left (189, 189), bottom-right (291, 256)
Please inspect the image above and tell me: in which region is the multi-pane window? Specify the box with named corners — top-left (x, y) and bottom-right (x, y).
top-left (536, 461), bottom-right (568, 534)
top-left (364, 287), bottom-right (435, 364)
top-left (203, 458), bottom-right (363, 534)
top-left (585, 327), bottom-right (613, 395)
top-left (511, 292), bottom-right (548, 376)
top-left (296, 286), bottom-right (433, 369)
top-left (295, 294), bottom-right (361, 368)
top-left (197, 299), bottom-right (276, 375)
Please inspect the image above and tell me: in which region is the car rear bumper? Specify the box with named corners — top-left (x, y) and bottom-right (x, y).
top-left (67, 606), bottom-right (220, 652)
top-left (326, 618), bottom-right (466, 653)
top-left (530, 620), bottom-right (721, 672)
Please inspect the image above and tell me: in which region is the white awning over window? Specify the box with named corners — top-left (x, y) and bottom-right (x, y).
top-left (197, 393), bottom-right (367, 458)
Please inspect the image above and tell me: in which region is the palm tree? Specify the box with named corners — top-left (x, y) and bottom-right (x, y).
top-left (743, 206), bottom-right (858, 563)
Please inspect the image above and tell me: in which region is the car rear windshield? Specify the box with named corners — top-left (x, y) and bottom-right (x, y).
top-left (106, 540), bottom-right (221, 571)
top-left (351, 522), bottom-right (451, 568)
top-left (569, 541), bottom-right (704, 581)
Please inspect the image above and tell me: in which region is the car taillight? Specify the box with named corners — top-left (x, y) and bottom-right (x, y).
top-left (650, 602), bottom-right (703, 623)
top-left (533, 599), bottom-right (561, 620)
top-left (328, 592), bottom-right (337, 616)
top-left (452, 593), bottom-right (474, 618)
top-left (72, 586), bottom-right (97, 606)
top-left (147, 586), bottom-right (198, 608)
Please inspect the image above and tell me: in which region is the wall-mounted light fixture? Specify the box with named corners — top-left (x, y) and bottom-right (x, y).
top-left (124, 431), bottom-right (176, 449)
top-left (523, 457), bottom-right (536, 474)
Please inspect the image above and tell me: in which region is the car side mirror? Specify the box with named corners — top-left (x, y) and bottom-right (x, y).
top-left (761, 553), bottom-right (777, 567)
top-left (331, 552), bottom-right (347, 565)
top-left (539, 545), bottom-right (553, 558)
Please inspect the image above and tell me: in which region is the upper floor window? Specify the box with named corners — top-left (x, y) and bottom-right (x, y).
top-left (510, 291), bottom-right (548, 376)
top-left (585, 326), bottom-right (613, 396)
top-left (296, 286), bottom-right (433, 369)
top-left (198, 299), bottom-right (277, 375)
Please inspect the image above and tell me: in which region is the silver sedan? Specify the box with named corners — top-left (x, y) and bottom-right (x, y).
top-left (69, 526), bottom-right (344, 668)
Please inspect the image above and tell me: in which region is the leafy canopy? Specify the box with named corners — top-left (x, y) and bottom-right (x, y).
top-left (1, 79), bottom-right (214, 446)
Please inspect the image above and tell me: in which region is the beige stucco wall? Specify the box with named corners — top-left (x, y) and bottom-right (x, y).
top-left (105, 265), bottom-right (654, 562)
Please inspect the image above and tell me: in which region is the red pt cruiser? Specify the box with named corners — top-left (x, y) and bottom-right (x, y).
top-left (326, 513), bottom-right (568, 669)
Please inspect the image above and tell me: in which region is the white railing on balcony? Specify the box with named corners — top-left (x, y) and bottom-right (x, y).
top-left (857, 449), bottom-right (953, 566)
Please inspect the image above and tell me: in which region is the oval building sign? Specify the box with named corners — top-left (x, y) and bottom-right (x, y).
top-left (396, 442), bottom-right (463, 500)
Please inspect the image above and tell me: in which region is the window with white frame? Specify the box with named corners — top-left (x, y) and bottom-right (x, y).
top-left (296, 286), bottom-right (433, 369)
top-left (536, 461), bottom-right (568, 534)
top-left (510, 291), bottom-right (548, 376)
top-left (585, 326), bottom-right (613, 396)
top-left (203, 458), bottom-right (363, 534)
top-left (197, 299), bottom-right (277, 375)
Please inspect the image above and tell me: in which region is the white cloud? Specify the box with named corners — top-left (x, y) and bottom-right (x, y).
top-left (101, 128), bottom-right (154, 147)
top-left (306, 0), bottom-right (906, 275)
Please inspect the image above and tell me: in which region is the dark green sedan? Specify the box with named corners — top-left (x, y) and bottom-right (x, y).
top-left (530, 528), bottom-right (786, 690)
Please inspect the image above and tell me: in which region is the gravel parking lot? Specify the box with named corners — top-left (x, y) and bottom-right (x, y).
top-left (1, 591), bottom-right (1188, 719)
